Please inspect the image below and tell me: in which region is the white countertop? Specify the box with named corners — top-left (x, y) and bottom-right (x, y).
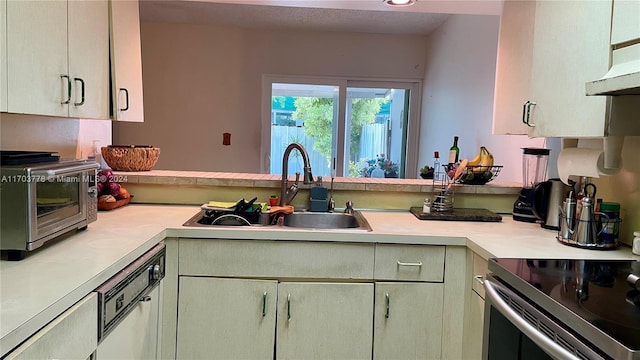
top-left (1, 204), bottom-right (638, 355)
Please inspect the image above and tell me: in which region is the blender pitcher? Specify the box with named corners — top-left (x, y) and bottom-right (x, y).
top-left (513, 148), bottom-right (550, 222)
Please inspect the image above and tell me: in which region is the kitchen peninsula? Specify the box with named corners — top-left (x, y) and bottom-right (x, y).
top-left (1, 202), bottom-right (637, 359)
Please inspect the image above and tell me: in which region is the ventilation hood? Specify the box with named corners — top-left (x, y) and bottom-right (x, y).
top-left (586, 43), bottom-right (640, 96)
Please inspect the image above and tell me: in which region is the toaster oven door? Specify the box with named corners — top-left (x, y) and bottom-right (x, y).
top-left (27, 162), bottom-right (98, 249)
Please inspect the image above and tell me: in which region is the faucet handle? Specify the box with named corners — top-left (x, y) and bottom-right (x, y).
top-left (344, 201), bottom-right (354, 214)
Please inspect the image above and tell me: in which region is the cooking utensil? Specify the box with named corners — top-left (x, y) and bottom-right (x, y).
top-left (434, 159), bottom-right (468, 205)
top-left (445, 159), bottom-right (468, 193)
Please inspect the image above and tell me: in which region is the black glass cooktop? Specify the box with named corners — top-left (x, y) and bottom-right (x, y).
top-left (490, 258), bottom-right (640, 355)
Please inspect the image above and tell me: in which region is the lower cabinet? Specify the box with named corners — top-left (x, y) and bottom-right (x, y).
top-left (276, 282), bottom-right (373, 360)
top-left (176, 277), bottom-right (277, 360)
top-left (176, 278), bottom-right (373, 360)
top-left (168, 239), bottom-right (461, 360)
top-left (462, 250), bottom-right (489, 359)
top-left (374, 282), bottom-right (444, 359)
top-left (3, 293), bottom-right (97, 360)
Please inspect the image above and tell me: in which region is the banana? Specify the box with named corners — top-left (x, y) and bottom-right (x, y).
top-left (467, 148), bottom-right (483, 167)
top-left (476, 147), bottom-right (494, 173)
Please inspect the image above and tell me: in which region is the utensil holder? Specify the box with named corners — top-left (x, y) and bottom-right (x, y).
top-left (431, 169), bottom-right (454, 212)
top-left (557, 214), bottom-right (621, 250)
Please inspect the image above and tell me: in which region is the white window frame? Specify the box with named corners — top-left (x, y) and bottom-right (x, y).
top-left (261, 74), bottom-right (422, 178)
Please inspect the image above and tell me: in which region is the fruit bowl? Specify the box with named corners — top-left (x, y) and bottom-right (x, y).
top-left (458, 165), bottom-right (503, 185)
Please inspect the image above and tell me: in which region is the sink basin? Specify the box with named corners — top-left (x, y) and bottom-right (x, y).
top-left (281, 211), bottom-right (371, 231)
top-left (182, 209), bottom-right (372, 231)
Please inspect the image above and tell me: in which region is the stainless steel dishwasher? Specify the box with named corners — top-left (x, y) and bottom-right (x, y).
top-left (94, 243), bottom-right (165, 359)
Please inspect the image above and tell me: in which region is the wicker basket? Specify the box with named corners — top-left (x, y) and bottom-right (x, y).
top-left (101, 146), bottom-right (160, 171)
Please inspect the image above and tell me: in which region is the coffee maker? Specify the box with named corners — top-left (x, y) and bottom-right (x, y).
top-left (513, 148), bottom-right (550, 222)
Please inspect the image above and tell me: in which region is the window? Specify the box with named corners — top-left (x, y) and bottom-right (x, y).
top-left (262, 76), bottom-right (420, 179)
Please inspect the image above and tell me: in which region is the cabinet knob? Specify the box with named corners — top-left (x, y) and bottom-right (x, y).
top-left (149, 264), bottom-right (162, 280)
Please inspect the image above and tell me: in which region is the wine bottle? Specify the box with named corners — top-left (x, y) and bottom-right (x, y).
top-left (448, 136), bottom-right (459, 165)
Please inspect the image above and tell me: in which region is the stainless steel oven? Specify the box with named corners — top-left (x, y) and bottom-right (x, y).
top-left (483, 259), bottom-right (640, 360)
top-left (0, 156), bottom-right (99, 260)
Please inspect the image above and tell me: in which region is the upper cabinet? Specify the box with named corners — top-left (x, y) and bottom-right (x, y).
top-left (611, 0), bottom-right (640, 45)
top-left (491, 0), bottom-right (536, 135)
top-left (5, 0), bottom-right (109, 119)
top-left (493, 0), bottom-right (614, 137)
top-left (109, 0), bottom-right (145, 122)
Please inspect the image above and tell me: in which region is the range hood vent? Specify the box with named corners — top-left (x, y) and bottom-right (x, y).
top-left (586, 43), bottom-right (640, 96)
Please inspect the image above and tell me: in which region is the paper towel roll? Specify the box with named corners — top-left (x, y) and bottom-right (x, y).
top-left (557, 147), bottom-right (620, 184)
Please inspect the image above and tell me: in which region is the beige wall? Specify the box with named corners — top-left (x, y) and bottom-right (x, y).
top-left (419, 14), bottom-right (553, 184)
top-left (113, 21), bottom-right (430, 172)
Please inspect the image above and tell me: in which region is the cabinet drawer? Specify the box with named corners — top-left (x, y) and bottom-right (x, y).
top-left (471, 253), bottom-right (489, 299)
top-left (374, 244), bottom-right (445, 282)
top-left (179, 239), bottom-right (375, 279)
top-left (4, 293), bottom-right (97, 360)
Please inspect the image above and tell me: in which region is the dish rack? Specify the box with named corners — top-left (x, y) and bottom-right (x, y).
top-left (198, 197), bottom-right (264, 226)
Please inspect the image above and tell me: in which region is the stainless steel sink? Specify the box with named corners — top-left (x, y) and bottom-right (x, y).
top-left (182, 209), bottom-right (372, 231)
top-left (281, 211), bottom-right (371, 231)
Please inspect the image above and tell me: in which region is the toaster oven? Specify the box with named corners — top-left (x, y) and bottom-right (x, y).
top-left (0, 158), bottom-right (100, 260)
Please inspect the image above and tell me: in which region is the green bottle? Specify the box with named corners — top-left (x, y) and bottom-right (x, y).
top-left (448, 136), bottom-right (459, 165)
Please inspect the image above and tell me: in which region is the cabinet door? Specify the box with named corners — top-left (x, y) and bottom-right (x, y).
top-left (462, 252), bottom-right (488, 359)
top-left (611, 0), bottom-right (640, 45)
top-left (276, 282), bottom-right (374, 360)
top-left (462, 289), bottom-right (485, 360)
top-left (95, 285), bottom-right (161, 359)
top-left (373, 282), bottom-right (444, 360)
top-left (529, 0), bottom-right (611, 137)
top-left (68, 0), bottom-right (109, 119)
top-left (492, 0), bottom-right (535, 135)
top-left (109, 0), bottom-right (144, 122)
top-left (176, 277), bottom-right (277, 360)
top-left (1, 0), bottom-right (6, 112)
top-left (7, 0), bottom-right (68, 117)
top-left (4, 293), bottom-right (97, 360)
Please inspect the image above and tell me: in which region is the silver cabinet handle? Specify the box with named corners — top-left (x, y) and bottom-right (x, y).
top-left (473, 275), bottom-right (484, 285)
top-left (262, 292), bottom-right (267, 317)
top-left (397, 261), bottom-right (422, 267)
top-left (385, 293), bottom-right (390, 318)
top-left (287, 293), bottom-right (291, 321)
top-left (119, 88), bottom-right (129, 111)
top-left (139, 295), bottom-right (151, 302)
top-left (73, 78), bottom-right (85, 106)
top-left (522, 100), bottom-right (536, 127)
top-left (60, 74), bottom-right (71, 104)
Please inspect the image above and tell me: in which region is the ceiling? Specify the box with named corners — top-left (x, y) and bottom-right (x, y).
top-left (139, 0), bottom-right (500, 36)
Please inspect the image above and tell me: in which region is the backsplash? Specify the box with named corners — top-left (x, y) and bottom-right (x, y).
top-left (0, 114), bottom-right (111, 159)
top-left (591, 136), bottom-right (640, 246)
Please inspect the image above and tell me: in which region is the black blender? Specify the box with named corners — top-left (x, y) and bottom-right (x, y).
top-left (513, 148), bottom-right (550, 222)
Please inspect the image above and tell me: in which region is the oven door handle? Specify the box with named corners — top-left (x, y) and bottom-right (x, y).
top-left (484, 279), bottom-right (582, 360)
top-left (31, 162), bottom-right (99, 177)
